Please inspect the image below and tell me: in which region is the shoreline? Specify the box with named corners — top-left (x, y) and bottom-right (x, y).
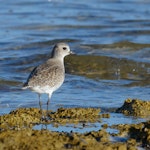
top-left (0, 98), bottom-right (150, 150)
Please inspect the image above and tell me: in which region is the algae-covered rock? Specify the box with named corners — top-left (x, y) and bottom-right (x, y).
top-left (1, 102), bottom-right (149, 149)
top-left (0, 108), bottom-right (42, 130)
top-left (48, 107), bottom-right (102, 124)
top-left (0, 107), bottom-right (103, 130)
top-left (65, 55), bottom-right (150, 86)
top-left (129, 121), bottom-right (150, 148)
top-left (0, 128), bottom-right (134, 150)
top-left (116, 98), bottom-right (150, 117)
top-left (0, 105), bottom-right (141, 150)
top-left (0, 129), bottom-right (65, 150)
top-left (110, 121), bottom-right (150, 149)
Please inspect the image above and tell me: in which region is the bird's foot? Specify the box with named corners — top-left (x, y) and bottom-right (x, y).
top-left (40, 115), bottom-right (52, 124)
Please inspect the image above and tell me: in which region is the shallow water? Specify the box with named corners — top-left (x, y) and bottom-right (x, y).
top-left (0, 0), bottom-right (150, 131)
top-left (34, 112), bottom-right (145, 134)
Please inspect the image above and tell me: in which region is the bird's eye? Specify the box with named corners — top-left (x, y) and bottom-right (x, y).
top-left (63, 47), bottom-right (67, 50)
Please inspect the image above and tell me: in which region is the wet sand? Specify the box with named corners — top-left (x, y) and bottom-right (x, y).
top-left (0, 99), bottom-right (150, 150)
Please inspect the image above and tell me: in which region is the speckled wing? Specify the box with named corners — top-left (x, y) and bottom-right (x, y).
top-left (23, 60), bottom-right (65, 89)
top-left (23, 66), bottom-right (38, 88)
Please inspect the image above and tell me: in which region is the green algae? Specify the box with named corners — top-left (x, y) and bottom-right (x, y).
top-left (81, 41), bottom-right (150, 51)
top-left (0, 79), bottom-right (21, 87)
top-left (65, 55), bottom-right (150, 86)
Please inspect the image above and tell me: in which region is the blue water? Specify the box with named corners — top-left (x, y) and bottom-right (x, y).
top-left (0, 0), bottom-right (150, 132)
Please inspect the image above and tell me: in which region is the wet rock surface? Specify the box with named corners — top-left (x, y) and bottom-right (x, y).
top-left (48, 107), bottom-right (104, 125)
top-left (65, 55), bottom-right (150, 85)
top-left (0, 128), bottom-right (131, 150)
top-left (0, 108), bottom-right (102, 129)
top-left (110, 121), bottom-right (150, 149)
top-left (0, 108), bottom-right (41, 129)
top-left (116, 98), bottom-right (150, 117)
top-left (0, 99), bottom-right (150, 149)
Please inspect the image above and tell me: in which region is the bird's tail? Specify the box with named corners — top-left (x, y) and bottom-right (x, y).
top-left (22, 82), bottom-right (29, 90)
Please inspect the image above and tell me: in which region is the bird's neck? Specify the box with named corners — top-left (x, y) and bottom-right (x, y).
top-left (54, 56), bottom-right (65, 63)
top-left (48, 56), bottom-right (64, 65)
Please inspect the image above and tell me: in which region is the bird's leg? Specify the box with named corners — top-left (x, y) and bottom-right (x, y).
top-left (38, 94), bottom-right (44, 120)
top-left (38, 94), bottom-right (42, 113)
top-left (46, 95), bottom-right (50, 117)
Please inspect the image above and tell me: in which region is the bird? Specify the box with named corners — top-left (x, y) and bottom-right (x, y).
top-left (22, 43), bottom-right (73, 119)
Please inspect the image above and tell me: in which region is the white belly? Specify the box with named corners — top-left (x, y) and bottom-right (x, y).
top-left (30, 85), bottom-right (55, 95)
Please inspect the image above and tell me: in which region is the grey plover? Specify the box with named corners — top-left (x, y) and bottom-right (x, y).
top-left (23, 43), bottom-right (73, 117)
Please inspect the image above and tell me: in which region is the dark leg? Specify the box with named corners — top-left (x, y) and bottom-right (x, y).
top-left (46, 95), bottom-right (50, 116)
top-left (38, 94), bottom-right (44, 121)
top-left (38, 94), bottom-right (42, 113)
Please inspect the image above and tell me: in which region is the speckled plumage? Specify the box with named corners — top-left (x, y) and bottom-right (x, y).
top-left (23, 59), bottom-right (65, 94)
top-left (23, 43), bottom-right (72, 114)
